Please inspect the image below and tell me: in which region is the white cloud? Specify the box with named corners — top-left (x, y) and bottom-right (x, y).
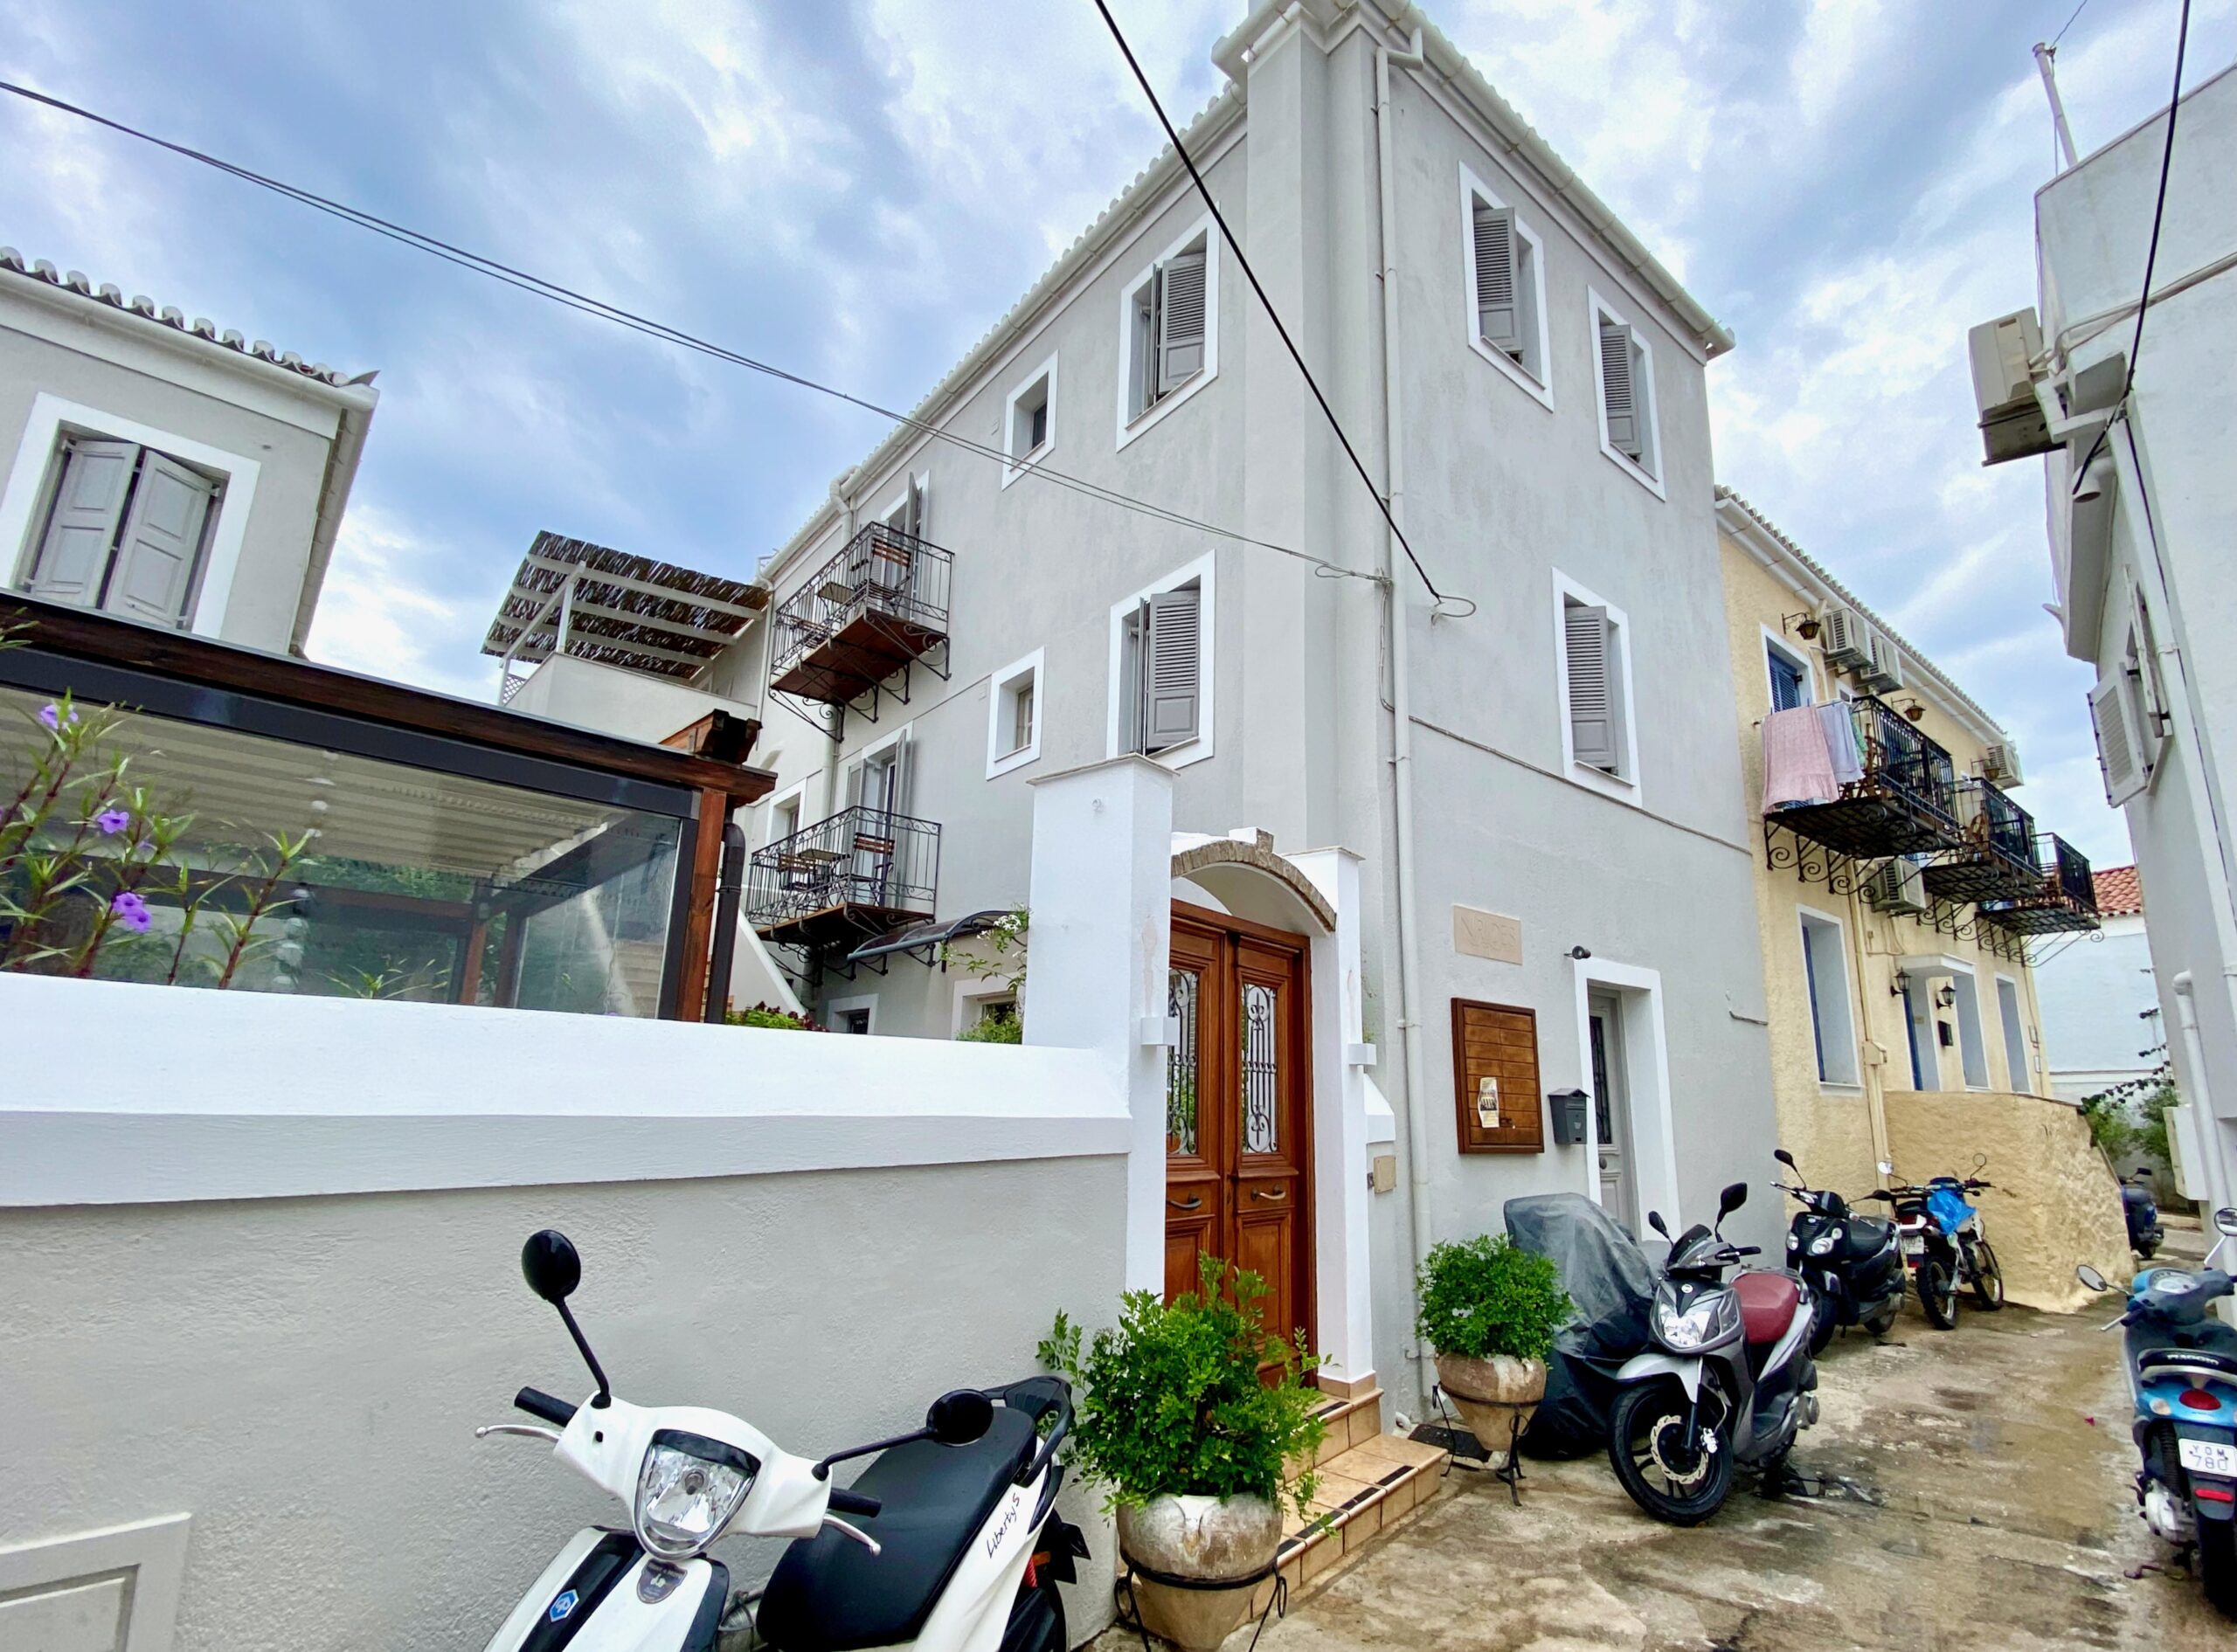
top-left (306, 501), bottom-right (502, 702)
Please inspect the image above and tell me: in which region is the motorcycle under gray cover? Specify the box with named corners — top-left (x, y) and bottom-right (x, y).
top-left (1503, 1193), bottom-right (1657, 1457)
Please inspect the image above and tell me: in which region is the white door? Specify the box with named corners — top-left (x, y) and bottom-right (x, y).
top-left (1590, 992), bottom-right (1638, 1234)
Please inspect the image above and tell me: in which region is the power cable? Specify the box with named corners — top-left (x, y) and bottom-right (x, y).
top-left (2050, 0), bottom-right (2089, 49)
top-left (0, 78), bottom-right (1382, 586)
top-left (1088, 0), bottom-right (1475, 619)
top-left (2068, 0), bottom-right (2189, 495)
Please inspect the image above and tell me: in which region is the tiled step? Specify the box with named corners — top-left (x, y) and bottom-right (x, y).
top-left (1253, 1432), bottom-right (1449, 1617)
top-left (1305, 1384), bottom-right (1385, 1467)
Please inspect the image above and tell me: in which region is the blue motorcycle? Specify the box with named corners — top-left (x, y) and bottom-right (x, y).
top-left (2078, 1205), bottom-right (2237, 1619)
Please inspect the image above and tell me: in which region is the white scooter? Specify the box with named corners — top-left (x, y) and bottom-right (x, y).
top-left (475, 1230), bottom-right (1086, 1652)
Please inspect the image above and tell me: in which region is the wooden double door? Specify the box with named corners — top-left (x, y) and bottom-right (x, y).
top-left (1165, 902), bottom-right (1314, 1352)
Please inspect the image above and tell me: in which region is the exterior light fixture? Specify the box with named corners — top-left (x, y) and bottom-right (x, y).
top-left (1568, 945), bottom-right (1592, 960)
top-left (1897, 698), bottom-right (1925, 722)
top-left (1783, 612), bottom-right (1822, 641)
top-left (1892, 970), bottom-right (1911, 998)
top-left (1936, 984), bottom-right (1957, 1010)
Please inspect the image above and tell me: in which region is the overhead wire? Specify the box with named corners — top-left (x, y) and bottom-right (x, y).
top-left (1088, 0), bottom-right (1475, 619)
top-left (2067, 0), bottom-right (2190, 496)
top-left (2050, 0), bottom-right (2089, 49)
top-left (0, 78), bottom-right (1384, 587)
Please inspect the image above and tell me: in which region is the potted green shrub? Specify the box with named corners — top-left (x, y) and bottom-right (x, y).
top-left (1416, 1234), bottom-right (1572, 1461)
top-left (1040, 1256), bottom-right (1324, 1652)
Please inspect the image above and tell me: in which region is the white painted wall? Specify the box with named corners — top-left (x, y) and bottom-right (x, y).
top-left (506, 653), bottom-right (759, 748)
top-left (2035, 912), bottom-right (2158, 1097)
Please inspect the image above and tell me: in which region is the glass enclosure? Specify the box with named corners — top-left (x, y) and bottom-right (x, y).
top-left (0, 684), bottom-right (684, 1014)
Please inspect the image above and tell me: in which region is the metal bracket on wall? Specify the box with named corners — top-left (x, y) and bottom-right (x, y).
top-left (1763, 818), bottom-right (1867, 898)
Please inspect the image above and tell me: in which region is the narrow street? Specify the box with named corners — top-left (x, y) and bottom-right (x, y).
top-left (1240, 1249), bottom-right (2229, 1651)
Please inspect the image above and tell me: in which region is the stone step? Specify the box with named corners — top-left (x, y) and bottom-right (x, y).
top-left (1253, 1432), bottom-right (1449, 1618)
top-left (1305, 1385), bottom-right (1385, 1467)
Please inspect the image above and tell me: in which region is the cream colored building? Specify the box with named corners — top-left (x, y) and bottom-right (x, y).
top-left (1717, 488), bottom-right (2128, 1308)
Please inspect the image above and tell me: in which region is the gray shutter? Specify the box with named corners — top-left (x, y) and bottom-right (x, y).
top-left (24, 439), bottom-right (138, 607)
top-left (2090, 677), bottom-right (2145, 805)
top-left (1142, 585), bottom-right (1202, 751)
top-left (1565, 603), bottom-right (1621, 771)
top-left (1598, 320), bottom-right (1641, 459)
top-left (891, 729), bottom-right (914, 816)
top-left (844, 760), bottom-right (866, 811)
top-left (1472, 202), bottom-right (1520, 356)
top-left (1156, 248), bottom-right (1208, 394)
top-left (906, 473), bottom-right (927, 539)
top-left (104, 453), bottom-right (216, 626)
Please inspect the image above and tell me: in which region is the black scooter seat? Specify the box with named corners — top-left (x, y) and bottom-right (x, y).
top-left (758, 1407), bottom-right (1037, 1652)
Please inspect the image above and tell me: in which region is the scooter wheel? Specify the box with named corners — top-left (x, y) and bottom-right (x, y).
top-left (1966, 1239), bottom-right (2005, 1310)
top-left (1918, 1257), bottom-right (1959, 1330)
top-left (1862, 1300), bottom-right (1900, 1338)
top-left (1607, 1378), bottom-right (1735, 1525)
top-left (1807, 1305), bottom-right (1835, 1358)
top-left (2137, 1240), bottom-right (2159, 1261)
top-left (2202, 1517), bottom-right (2237, 1619)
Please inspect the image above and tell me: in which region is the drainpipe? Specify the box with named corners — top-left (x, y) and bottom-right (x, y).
top-left (1375, 24), bottom-right (1437, 1388)
top-left (821, 473), bottom-right (857, 821)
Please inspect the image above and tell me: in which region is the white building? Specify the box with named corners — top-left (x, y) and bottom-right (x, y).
top-left (1969, 59), bottom-right (2237, 1217)
top-left (493, 0), bottom-right (1783, 1414)
top-left (0, 248), bottom-right (377, 653)
top-left (2034, 867), bottom-right (2158, 1103)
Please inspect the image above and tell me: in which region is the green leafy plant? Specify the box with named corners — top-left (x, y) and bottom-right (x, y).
top-left (956, 1007), bottom-right (1022, 1044)
top-left (1038, 1254), bottom-right (1325, 1518)
top-left (724, 1001), bottom-right (826, 1032)
top-left (941, 906), bottom-right (1027, 995)
top-left (1415, 1233), bottom-right (1573, 1365)
top-left (2083, 1061), bottom-right (2177, 1165)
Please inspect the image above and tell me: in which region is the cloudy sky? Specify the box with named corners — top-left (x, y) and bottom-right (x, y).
top-left (3, 0), bottom-right (2229, 865)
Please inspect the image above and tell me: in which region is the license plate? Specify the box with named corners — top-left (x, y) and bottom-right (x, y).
top-left (2178, 1438), bottom-right (2237, 1477)
top-left (1900, 1236), bottom-right (1924, 1256)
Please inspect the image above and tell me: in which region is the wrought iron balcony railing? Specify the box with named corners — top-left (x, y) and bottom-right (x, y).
top-left (768, 524), bottom-right (952, 710)
top-left (1922, 778), bottom-right (2040, 902)
top-left (745, 805), bottom-right (940, 952)
top-left (1763, 695), bottom-right (1962, 861)
top-left (1978, 833), bottom-right (2100, 936)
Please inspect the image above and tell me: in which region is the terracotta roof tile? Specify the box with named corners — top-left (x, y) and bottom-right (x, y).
top-left (2094, 865), bottom-right (2143, 916)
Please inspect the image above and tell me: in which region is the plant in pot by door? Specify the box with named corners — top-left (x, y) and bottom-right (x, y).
top-left (1416, 1234), bottom-right (1572, 1464)
top-left (1039, 1255), bottom-right (1324, 1652)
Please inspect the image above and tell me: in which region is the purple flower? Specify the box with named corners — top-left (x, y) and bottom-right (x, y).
top-left (94, 808), bottom-right (132, 836)
top-left (109, 889), bottom-right (152, 934)
top-left (38, 702), bottom-right (60, 730)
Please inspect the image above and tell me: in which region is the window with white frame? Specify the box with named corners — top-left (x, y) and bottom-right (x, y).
top-left (1108, 556), bottom-right (1213, 765)
top-left (1002, 356), bottom-right (1056, 486)
top-left (1797, 909), bottom-right (1860, 1086)
top-left (1118, 220), bottom-right (1218, 444)
top-left (1460, 168), bottom-right (1551, 399)
top-left (986, 648), bottom-right (1043, 778)
top-left (1995, 976), bottom-right (2030, 1093)
top-left (828, 993), bottom-right (876, 1035)
top-left (1766, 633), bottom-right (1813, 712)
top-left (15, 431), bottom-right (224, 626)
top-left (1589, 290), bottom-right (1660, 490)
top-left (765, 785), bottom-right (806, 846)
top-left (1949, 971), bottom-right (1990, 1089)
top-left (1554, 573), bottom-right (1637, 792)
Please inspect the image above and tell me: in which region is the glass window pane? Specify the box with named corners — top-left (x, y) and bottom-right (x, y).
top-left (1167, 966), bottom-right (1200, 1155)
top-left (1241, 979), bottom-right (1279, 1155)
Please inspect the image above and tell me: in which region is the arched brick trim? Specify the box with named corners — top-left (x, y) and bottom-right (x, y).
top-left (1170, 838), bottom-right (1335, 931)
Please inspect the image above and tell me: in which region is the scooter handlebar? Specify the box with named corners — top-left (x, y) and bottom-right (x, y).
top-left (828, 1487), bottom-right (883, 1518)
top-left (515, 1386), bottom-right (578, 1427)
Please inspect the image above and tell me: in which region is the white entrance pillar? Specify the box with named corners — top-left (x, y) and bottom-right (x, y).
top-left (1028, 757), bottom-right (1174, 1295)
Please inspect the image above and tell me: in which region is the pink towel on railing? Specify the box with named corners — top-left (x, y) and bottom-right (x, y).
top-left (1763, 706), bottom-right (1839, 810)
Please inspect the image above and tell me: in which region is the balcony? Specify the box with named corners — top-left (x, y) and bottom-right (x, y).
top-left (746, 805), bottom-right (941, 958)
top-left (768, 524), bottom-right (952, 722)
top-left (1922, 778), bottom-right (2040, 902)
top-left (1766, 695), bottom-right (1962, 860)
top-left (1978, 834), bottom-right (2101, 936)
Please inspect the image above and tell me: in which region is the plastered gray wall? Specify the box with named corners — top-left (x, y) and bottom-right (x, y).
top-left (2, 1154), bottom-right (1125, 1650)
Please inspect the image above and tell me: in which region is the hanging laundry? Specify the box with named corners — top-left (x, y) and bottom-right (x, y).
top-left (1763, 705), bottom-right (1839, 811)
top-left (1818, 700), bottom-right (1865, 785)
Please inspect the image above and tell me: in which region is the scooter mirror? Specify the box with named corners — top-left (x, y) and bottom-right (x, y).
top-left (926, 1389), bottom-right (995, 1447)
top-left (2075, 1264), bottom-right (2109, 1292)
top-left (1877, 1161), bottom-right (1894, 1176)
top-left (2215, 1207), bottom-right (2237, 1238)
top-left (1774, 1149), bottom-right (1797, 1170)
top-left (1646, 1209), bottom-right (1670, 1239)
top-left (1718, 1181), bottom-right (1749, 1219)
top-left (521, 1229), bottom-right (582, 1304)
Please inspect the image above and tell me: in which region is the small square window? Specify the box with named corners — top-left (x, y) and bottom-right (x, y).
top-left (986, 648), bottom-right (1043, 778)
top-left (1001, 356), bottom-right (1058, 487)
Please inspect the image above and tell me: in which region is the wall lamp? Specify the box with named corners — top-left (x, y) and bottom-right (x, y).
top-left (1891, 969), bottom-right (1911, 999)
top-left (1935, 984), bottom-right (1957, 1010)
top-left (1895, 697), bottom-right (1926, 722)
top-left (1568, 945), bottom-right (1593, 960)
top-left (1782, 612), bottom-right (1822, 641)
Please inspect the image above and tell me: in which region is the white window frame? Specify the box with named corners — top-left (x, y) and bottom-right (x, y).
top-left (1948, 966), bottom-right (1991, 1091)
top-left (1587, 287), bottom-right (1665, 499)
top-left (951, 975), bottom-right (1022, 1037)
top-left (0, 391), bottom-right (261, 636)
top-left (986, 647), bottom-right (1044, 778)
top-left (1001, 353), bottom-right (1059, 488)
top-left (846, 721), bottom-right (913, 811)
top-left (827, 992), bottom-right (877, 1034)
top-left (1105, 552), bottom-right (1215, 770)
top-left (1551, 569), bottom-right (1641, 805)
top-left (1762, 626), bottom-right (1819, 711)
top-left (761, 776), bottom-right (813, 846)
top-left (1114, 215), bottom-right (1221, 451)
top-left (1797, 905), bottom-right (1861, 1089)
top-left (1994, 972), bottom-right (2031, 1095)
top-left (0, 1513), bottom-right (191, 1652)
top-left (1569, 956), bottom-right (1681, 1232)
top-left (1458, 164), bottom-right (1554, 409)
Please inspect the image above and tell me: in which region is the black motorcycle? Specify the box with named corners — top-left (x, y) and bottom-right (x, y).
top-left (1774, 1149), bottom-right (1904, 1353)
top-left (2123, 1171), bottom-right (2166, 1261)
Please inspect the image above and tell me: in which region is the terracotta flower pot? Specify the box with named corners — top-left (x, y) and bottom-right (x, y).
top-left (1434, 1351), bottom-right (1548, 1463)
top-left (1118, 1493), bottom-right (1282, 1652)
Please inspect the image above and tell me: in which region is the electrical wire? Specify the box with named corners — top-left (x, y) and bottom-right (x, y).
top-left (2068, 0), bottom-right (2190, 495)
top-left (2050, 0), bottom-right (2089, 49)
top-left (1088, 0), bottom-right (1474, 619)
top-left (0, 78), bottom-right (1384, 587)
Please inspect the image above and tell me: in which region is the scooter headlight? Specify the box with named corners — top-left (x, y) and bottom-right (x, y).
top-left (1808, 1233), bottom-right (1839, 1257)
top-left (635, 1430), bottom-right (758, 1559)
top-left (1652, 1292), bottom-right (1736, 1352)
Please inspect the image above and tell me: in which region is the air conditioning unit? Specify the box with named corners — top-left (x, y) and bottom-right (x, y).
top-left (1862, 630), bottom-right (1905, 693)
top-left (1820, 606), bottom-right (1872, 671)
top-left (1981, 741), bottom-right (2024, 787)
top-left (1968, 308), bottom-right (2053, 466)
top-left (1865, 858), bottom-right (1929, 916)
